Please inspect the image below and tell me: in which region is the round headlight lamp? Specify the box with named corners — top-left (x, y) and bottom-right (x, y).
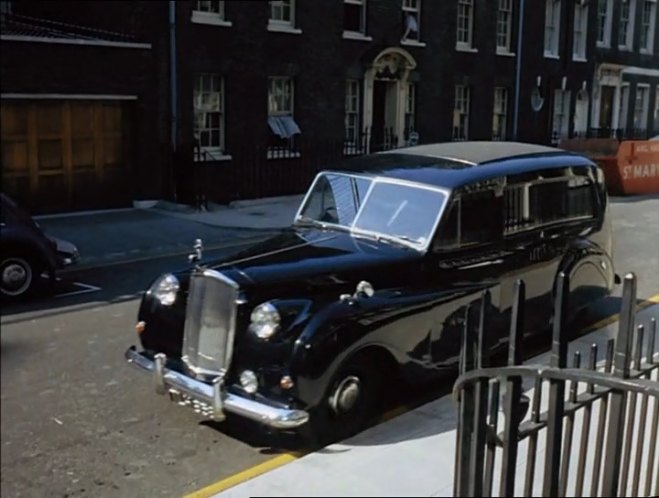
top-left (152, 274), bottom-right (180, 306)
top-left (249, 302), bottom-right (281, 340)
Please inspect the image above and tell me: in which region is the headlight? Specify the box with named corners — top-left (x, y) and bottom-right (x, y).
top-left (249, 302), bottom-right (280, 340)
top-left (152, 274), bottom-right (179, 306)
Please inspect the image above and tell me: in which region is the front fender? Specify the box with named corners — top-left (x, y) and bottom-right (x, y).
top-left (289, 284), bottom-right (494, 408)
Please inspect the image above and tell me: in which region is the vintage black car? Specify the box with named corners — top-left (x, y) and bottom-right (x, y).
top-left (125, 142), bottom-right (615, 440)
top-left (1, 193), bottom-right (79, 299)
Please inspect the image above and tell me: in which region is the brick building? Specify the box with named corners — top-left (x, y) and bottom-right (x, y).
top-left (1, 0), bottom-right (657, 214)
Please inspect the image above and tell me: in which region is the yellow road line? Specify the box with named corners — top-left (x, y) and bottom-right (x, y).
top-left (184, 293), bottom-right (659, 498)
top-left (184, 452), bottom-right (303, 498)
top-left (581, 293), bottom-right (659, 334)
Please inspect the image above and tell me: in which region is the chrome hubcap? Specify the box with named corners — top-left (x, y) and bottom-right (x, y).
top-left (329, 375), bottom-right (361, 415)
top-left (1, 259), bottom-right (31, 296)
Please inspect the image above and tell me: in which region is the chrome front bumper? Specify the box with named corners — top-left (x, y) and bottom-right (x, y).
top-left (124, 346), bottom-right (309, 430)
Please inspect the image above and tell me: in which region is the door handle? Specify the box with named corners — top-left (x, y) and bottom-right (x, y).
top-left (458, 259), bottom-right (504, 270)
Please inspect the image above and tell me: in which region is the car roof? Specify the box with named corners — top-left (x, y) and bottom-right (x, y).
top-left (333, 141), bottom-right (595, 190)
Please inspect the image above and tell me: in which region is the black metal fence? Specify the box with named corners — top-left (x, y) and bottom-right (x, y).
top-left (569, 128), bottom-right (657, 141)
top-left (453, 273), bottom-right (658, 497)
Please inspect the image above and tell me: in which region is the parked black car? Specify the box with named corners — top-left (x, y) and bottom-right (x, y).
top-left (125, 142), bottom-right (615, 440)
top-left (1, 193), bottom-right (79, 299)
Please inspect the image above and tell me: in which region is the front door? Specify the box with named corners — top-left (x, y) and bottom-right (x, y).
top-left (371, 81), bottom-right (387, 151)
top-left (599, 86), bottom-right (615, 129)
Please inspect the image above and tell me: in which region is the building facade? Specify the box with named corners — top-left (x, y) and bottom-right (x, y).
top-left (1, 0), bottom-right (657, 213)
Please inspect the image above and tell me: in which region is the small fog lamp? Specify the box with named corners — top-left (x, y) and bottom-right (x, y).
top-left (240, 370), bottom-right (258, 394)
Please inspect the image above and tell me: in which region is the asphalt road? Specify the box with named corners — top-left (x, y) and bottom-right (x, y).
top-left (1, 195), bottom-right (658, 498)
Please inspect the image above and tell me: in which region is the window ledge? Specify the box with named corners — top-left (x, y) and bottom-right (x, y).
top-left (342, 31), bottom-right (373, 41)
top-left (496, 49), bottom-right (515, 57)
top-left (572, 56), bottom-right (587, 62)
top-left (618, 45), bottom-right (632, 51)
top-left (596, 41), bottom-right (610, 48)
top-left (267, 24), bottom-right (302, 34)
top-left (543, 53), bottom-right (560, 59)
top-left (194, 153), bottom-right (232, 162)
top-left (191, 12), bottom-right (232, 27)
top-left (401, 39), bottom-right (426, 47)
top-left (455, 45), bottom-right (478, 53)
top-left (267, 150), bottom-right (301, 159)
top-left (640, 48), bottom-right (654, 55)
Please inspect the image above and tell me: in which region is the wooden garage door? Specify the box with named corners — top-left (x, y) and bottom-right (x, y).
top-left (1, 100), bottom-right (132, 214)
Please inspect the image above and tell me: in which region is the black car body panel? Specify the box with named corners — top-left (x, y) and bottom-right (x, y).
top-left (126, 142), bottom-right (615, 433)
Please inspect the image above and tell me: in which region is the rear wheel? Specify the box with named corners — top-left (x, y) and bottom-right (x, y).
top-left (1, 255), bottom-right (40, 299)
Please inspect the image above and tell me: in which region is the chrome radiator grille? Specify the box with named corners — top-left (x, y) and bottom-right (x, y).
top-left (182, 269), bottom-right (239, 379)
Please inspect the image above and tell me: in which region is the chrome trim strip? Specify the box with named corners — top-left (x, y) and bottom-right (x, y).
top-left (125, 347), bottom-right (309, 429)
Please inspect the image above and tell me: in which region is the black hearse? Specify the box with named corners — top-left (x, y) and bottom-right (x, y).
top-left (125, 142), bottom-right (614, 440)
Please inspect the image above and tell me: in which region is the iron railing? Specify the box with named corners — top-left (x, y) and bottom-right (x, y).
top-left (453, 273), bottom-right (658, 497)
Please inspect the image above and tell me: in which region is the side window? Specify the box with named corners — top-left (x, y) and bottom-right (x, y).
top-left (434, 188), bottom-right (503, 250)
top-left (461, 189), bottom-right (502, 246)
top-left (503, 168), bottom-right (596, 235)
top-left (566, 175), bottom-right (596, 219)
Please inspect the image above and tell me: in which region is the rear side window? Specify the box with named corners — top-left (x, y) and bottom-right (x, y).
top-left (504, 168), bottom-right (596, 235)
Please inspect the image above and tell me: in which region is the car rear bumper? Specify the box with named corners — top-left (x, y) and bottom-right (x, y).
top-left (124, 346), bottom-right (310, 430)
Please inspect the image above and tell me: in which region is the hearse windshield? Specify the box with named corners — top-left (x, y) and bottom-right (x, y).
top-left (295, 172), bottom-right (448, 250)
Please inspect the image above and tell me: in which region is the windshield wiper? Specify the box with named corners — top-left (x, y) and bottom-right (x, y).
top-left (351, 230), bottom-right (420, 250)
top-left (294, 216), bottom-right (350, 232)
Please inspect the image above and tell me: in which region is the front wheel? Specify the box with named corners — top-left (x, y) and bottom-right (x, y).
top-left (1, 255), bottom-right (39, 299)
top-left (308, 354), bottom-right (384, 445)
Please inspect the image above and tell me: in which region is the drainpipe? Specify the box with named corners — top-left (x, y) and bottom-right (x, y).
top-left (169, 0), bottom-right (177, 153)
top-left (513, 0), bottom-right (525, 141)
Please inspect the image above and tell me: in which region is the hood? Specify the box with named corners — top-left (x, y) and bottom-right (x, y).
top-left (206, 228), bottom-right (425, 292)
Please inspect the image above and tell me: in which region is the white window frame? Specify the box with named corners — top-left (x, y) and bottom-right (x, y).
top-left (268, 0), bottom-right (302, 34)
top-left (544, 0), bottom-right (562, 58)
top-left (456, 0), bottom-right (476, 52)
top-left (596, 0), bottom-right (613, 47)
top-left (453, 85), bottom-right (470, 141)
top-left (619, 0), bottom-right (637, 50)
top-left (344, 79), bottom-right (362, 154)
top-left (496, 0), bottom-right (514, 55)
top-left (492, 87), bottom-right (508, 140)
top-left (268, 77), bottom-right (294, 116)
top-left (551, 89), bottom-right (571, 144)
top-left (573, 89), bottom-right (589, 136)
top-left (572, 1), bottom-right (588, 61)
top-left (343, 0), bottom-right (371, 40)
top-left (640, 0), bottom-right (657, 53)
top-left (192, 1), bottom-right (232, 27)
top-left (268, 77), bottom-right (300, 158)
top-left (401, 0), bottom-right (424, 45)
top-left (193, 74), bottom-right (228, 161)
top-left (633, 84), bottom-right (650, 131)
